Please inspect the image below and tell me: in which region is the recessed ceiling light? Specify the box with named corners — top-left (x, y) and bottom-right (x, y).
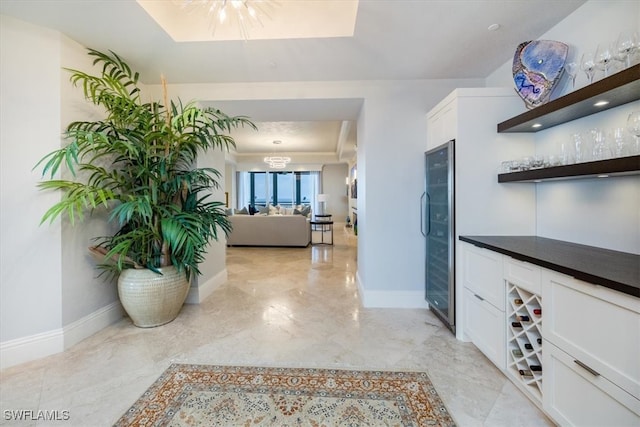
top-left (594, 100), bottom-right (609, 107)
top-left (532, 123), bottom-right (542, 128)
top-left (273, 140), bottom-right (282, 145)
top-left (488, 24), bottom-right (501, 31)
top-left (597, 174), bottom-right (609, 178)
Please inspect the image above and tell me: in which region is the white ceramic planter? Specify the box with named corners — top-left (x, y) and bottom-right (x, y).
top-left (117, 266), bottom-right (190, 327)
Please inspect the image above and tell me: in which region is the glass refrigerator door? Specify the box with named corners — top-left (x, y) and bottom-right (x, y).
top-left (425, 140), bottom-right (455, 332)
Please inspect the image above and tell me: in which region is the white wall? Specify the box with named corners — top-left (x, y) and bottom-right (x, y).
top-left (225, 162), bottom-right (236, 209)
top-left (1, 15), bottom-right (63, 345)
top-left (189, 147), bottom-right (230, 303)
top-left (486, 0), bottom-right (640, 254)
top-left (321, 163), bottom-right (349, 221)
top-left (59, 35), bottom-right (120, 328)
top-left (1, 16), bottom-right (122, 369)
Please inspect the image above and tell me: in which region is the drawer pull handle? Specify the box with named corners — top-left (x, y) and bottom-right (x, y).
top-left (474, 294), bottom-right (484, 301)
top-left (574, 360), bottom-right (600, 377)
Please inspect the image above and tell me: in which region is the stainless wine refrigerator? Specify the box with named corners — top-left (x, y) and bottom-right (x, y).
top-left (422, 140), bottom-right (455, 333)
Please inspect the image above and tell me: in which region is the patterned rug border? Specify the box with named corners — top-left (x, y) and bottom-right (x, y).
top-left (116, 363), bottom-right (457, 426)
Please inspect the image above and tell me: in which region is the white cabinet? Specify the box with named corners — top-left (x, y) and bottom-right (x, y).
top-left (542, 270), bottom-right (640, 425)
top-left (464, 287), bottom-right (506, 369)
top-left (462, 242), bottom-right (504, 309)
top-left (461, 242), bottom-right (506, 369)
top-left (544, 342), bottom-right (640, 426)
top-left (461, 241), bottom-right (640, 425)
top-left (426, 98), bottom-right (456, 149)
top-left (503, 257), bottom-right (541, 295)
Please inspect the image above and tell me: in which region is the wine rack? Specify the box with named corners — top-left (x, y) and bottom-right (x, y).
top-left (507, 283), bottom-right (543, 404)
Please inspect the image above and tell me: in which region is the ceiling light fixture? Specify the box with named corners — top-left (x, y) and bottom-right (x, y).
top-left (180, 0), bottom-right (276, 40)
top-left (264, 140), bottom-right (291, 169)
top-left (594, 100), bottom-right (609, 107)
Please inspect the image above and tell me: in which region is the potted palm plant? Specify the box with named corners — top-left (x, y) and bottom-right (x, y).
top-left (36, 48), bottom-right (256, 327)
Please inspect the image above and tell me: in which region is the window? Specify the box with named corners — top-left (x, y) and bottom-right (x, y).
top-left (237, 171), bottom-right (319, 209)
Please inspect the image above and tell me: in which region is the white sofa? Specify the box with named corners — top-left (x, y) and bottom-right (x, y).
top-left (226, 215), bottom-right (311, 247)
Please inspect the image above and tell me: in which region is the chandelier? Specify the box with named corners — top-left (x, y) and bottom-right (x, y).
top-left (180, 0), bottom-right (276, 40)
top-left (264, 140), bottom-right (291, 169)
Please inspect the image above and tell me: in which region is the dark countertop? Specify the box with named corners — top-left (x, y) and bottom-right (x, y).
top-left (459, 235), bottom-right (640, 298)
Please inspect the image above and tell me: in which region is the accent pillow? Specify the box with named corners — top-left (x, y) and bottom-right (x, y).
top-left (225, 208), bottom-right (233, 216)
top-left (268, 204), bottom-right (279, 215)
top-left (258, 205), bottom-right (269, 215)
top-left (283, 207), bottom-right (295, 215)
top-left (236, 207), bottom-right (249, 215)
top-left (300, 205), bottom-right (311, 216)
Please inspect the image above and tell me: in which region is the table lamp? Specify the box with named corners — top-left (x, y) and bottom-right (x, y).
top-left (317, 194), bottom-right (328, 215)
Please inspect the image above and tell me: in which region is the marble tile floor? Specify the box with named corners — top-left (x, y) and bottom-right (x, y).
top-left (0, 225), bottom-right (554, 426)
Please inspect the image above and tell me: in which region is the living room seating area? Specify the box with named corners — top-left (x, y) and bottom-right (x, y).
top-left (226, 206), bottom-right (312, 247)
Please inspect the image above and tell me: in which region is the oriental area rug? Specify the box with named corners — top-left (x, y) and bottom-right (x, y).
top-left (115, 364), bottom-right (456, 426)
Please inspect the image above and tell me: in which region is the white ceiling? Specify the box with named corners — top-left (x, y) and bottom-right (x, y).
top-left (0, 0), bottom-right (585, 164)
top-left (136, 0), bottom-right (360, 42)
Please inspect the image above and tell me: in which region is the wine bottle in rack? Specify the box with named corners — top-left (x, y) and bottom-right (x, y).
top-left (519, 369), bottom-right (533, 377)
top-left (530, 365), bottom-right (542, 372)
top-left (512, 349), bottom-right (523, 357)
top-left (533, 308), bottom-right (541, 315)
top-left (514, 298), bottom-right (523, 305)
top-left (524, 343), bottom-right (533, 350)
top-left (516, 315), bottom-right (530, 322)
top-left (512, 321), bottom-right (523, 328)
top-left (537, 338), bottom-right (542, 345)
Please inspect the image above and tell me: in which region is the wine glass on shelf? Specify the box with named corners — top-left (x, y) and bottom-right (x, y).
top-left (595, 43), bottom-right (614, 78)
top-left (616, 30), bottom-right (638, 68)
top-left (627, 111), bottom-right (640, 155)
top-left (581, 51), bottom-right (596, 84)
top-left (564, 62), bottom-right (578, 89)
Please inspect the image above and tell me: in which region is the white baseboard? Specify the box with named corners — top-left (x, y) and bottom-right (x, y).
top-left (0, 329), bottom-right (64, 371)
top-left (356, 272), bottom-right (429, 309)
top-left (185, 268), bottom-right (227, 304)
top-left (63, 301), bottom-right (124, 349)
top-left (0, 301), bottom-right (124, 371)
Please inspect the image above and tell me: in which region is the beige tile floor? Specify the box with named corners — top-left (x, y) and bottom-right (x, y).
top-left (0, 225), bottom-right (553, 426)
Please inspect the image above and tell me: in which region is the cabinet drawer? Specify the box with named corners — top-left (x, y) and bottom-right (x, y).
top-left (503, 256), bottom-right (541, 295)
top-left (543, 342), bottom-right (640, 426)
top-left (464, 287), bottom-right (506, 370)
top-left (543, 271), bottom-right (640, 400)
top-left (461, 243), bottom-right (504, 310)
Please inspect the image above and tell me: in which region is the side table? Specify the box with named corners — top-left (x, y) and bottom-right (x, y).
top-left (310, 220), bottom-right (334, 245)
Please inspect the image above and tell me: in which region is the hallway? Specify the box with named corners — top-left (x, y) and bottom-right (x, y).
top-left (0, 225), bottom-right (551, 426)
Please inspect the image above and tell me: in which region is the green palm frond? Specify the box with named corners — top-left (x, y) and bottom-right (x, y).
top-left (36, 48), bottom-right (256, 277)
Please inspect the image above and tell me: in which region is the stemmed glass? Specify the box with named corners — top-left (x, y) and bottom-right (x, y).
top-left (627, 111), bottom-right (640, 155)
top-left (616, 30), bottom-right (638, 68)
top-left (564, 62), bottom-right (578, 89)
top-left (595, 43), bottom-right (614, 78)
top-left (581, 52), bottom-right (596, 84)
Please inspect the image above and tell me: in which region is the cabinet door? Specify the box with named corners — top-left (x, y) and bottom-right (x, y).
top-left (543, 342), bottom-right (640, 426)
top-left (464, 287), bottom-right (506, 369)
top-left (503, 256), bottom-right (541, 295)
top-left (542, 270), bottom-right (640, 400)
top-left (461, 243), bottom-right (504, 310)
